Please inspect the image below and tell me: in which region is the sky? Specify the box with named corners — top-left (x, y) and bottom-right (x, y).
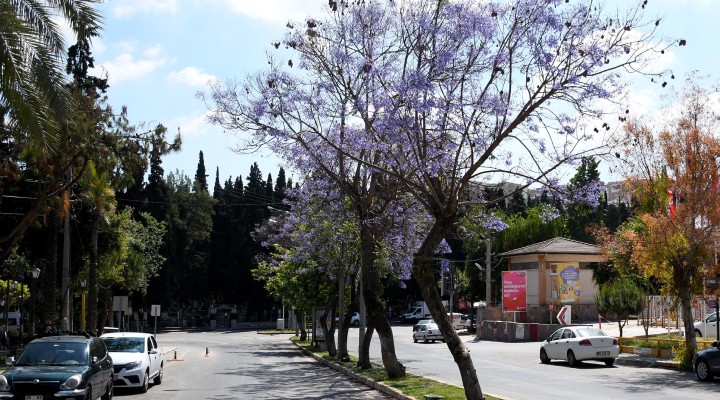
top-left (87, 0), bottom-right (720, 188)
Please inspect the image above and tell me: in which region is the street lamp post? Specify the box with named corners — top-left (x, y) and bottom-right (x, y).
top-left (80, 279), bottom-right (86, 331)
top-left (30, 268), bottom-right (40, 337)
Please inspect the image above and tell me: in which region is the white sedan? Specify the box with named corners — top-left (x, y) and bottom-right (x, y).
top-left (694, 312), bottom-right (718, 338)
top-left (101, 332), bottom-right (164, 393)
top-left (540, 326), bottom-right (619, 367)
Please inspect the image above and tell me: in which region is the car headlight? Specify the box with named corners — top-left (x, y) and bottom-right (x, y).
top-left (60, 374), bottom-right (82, 390)
top-left (125, 361), bottom-right (142, 370)
top-left (0, 375), bottom-right (10, 391)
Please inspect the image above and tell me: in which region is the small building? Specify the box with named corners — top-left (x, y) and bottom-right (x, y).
top-left (498, 237), bottom-right (607, 323)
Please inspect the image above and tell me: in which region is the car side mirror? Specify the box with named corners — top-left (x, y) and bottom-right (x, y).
top-left (5, 357), bottom-right (14, 365)
top-left (149, 349), bottom-right (157, 355)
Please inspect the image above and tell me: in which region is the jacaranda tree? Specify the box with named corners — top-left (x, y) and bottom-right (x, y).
top-left (202, 1), bottom-right (675, 397)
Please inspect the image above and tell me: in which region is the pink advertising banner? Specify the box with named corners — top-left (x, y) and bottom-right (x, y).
top-left (502, 271), bottom-right (527, 312)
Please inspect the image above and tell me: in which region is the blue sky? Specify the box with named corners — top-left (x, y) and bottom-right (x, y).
top-left (88, 0), bottom-right (720, 187)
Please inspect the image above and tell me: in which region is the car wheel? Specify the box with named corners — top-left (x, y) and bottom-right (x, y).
top-left (540, 348), bottom-right (550, 364)
top-left (140, 371), bottom-right (149, 393)
top-left (695, 329), bottom-right (703, 338)
top-left (604, 359), bottom-right (615, 367)
top-left (567, 350), bottom-right (579, 367)
top-left (696, 359), bottom-right (715, 382)
top-left (413, 335), bottom-right (418, 343)
top-left (101, 378), bottom-right (113, 400)
top-left (154, 364), bottom-right (164, 385)
top-left (423, 335), bottom-right (429, 343)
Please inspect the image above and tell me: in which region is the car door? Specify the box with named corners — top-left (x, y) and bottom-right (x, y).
top-left (150, 335), bottom-right (161, 377)
top-left (707, 345), bottom-right (720, 373)
top-left (556, 329), bottom-right (575, 361)
top-left (544, 329), bottom-right (563, 359)
top-left (706, 313), bottom-right (718, 338)
top-left (146, 336), bottom-right (155, 377)
top-left (90, 339), bottom-right (111, 391)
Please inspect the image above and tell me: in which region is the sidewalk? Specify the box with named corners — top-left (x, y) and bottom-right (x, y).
top-left (590, 319), bottom-right (683, 370)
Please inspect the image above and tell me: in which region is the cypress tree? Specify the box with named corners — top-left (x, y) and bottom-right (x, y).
top-left (213, 167), bottom-right (222, 198)
top-left (195, 151), bottom-right (208, 192)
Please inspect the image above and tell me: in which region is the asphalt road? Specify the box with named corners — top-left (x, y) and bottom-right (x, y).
top-left (341, 325), bottom-right (720, 400)
top-left (113, 330), bottom-right (390, 400)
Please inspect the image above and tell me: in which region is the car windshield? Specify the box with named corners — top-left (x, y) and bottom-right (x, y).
top-left (575, 327), bottom-right (607, 338)
top-left (16, 342), bottom-right (87, 366)
top-left (103, 337), bottom-right (144, 352)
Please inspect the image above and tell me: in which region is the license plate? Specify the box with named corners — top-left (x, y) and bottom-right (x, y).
top-left (596, 351), bottom-right (610, 356)
top-left (26, 396), bottom-right (43, 400)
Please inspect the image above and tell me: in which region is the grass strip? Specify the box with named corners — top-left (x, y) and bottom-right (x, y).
top-left (292, 337), bottom-right (502, 400)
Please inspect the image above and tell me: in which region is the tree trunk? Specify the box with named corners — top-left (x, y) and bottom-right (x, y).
top-left (358, 324), bottom-right (375, 369)
top-left (296, 310), bottom-right (307, 341)
top-left (679, 284), bottom-right (697, 351)
top-left (358, 225), bottom-right (405, 378)
top-left (87, 216), bottom-right (99, 334)
top-left (414, 219), bottom-right (484, 400)
top-left (337, 279), bottom-right (358, 362)
top-left (321, 295), bottom-right (337, 357)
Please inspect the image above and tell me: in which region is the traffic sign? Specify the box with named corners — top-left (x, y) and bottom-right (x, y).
top-left (557, 305), bottom-right (571, 325)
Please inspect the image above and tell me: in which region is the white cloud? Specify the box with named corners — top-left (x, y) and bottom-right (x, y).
top-left (143, 44), bottom-right (163, 58)
top-left (220, 0), bottom-right (325, 23)
top-left (170, 111), bottom-right (213, 138)
top-left (96, 52), bottom-right (165, 84)
top-left (111, 0), bottom-right (177, 18)
top-left (167, 67), bottom-right (219, 87)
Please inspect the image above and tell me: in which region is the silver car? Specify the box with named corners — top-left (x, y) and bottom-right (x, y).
top-left (413, 322), bottom-right (444, 343)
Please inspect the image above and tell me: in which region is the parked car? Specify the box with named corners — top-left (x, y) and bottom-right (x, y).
top-left (540, 326), bottom-right (619, 367)
top-left (101, 332), bottom-right (163, 393)
top-left (463, 314), bottom-right (476, 331)
top-left (694, 312), bottom-right (718, 338)
top-left (447, 313), bottom-right (464, 330)
top-left (413, 319), bottom-right (435, 332)
top-left (413, 322), bottom-right (444, 343)
top-left (693, 341), bottom-right (720, 381)
top-left (335, 312), bottom-right (360, 327)
top-left (0, 334), bottom-right (114, 400)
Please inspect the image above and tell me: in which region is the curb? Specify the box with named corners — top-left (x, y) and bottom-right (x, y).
top-left (615, 356), bottom-right (679, 370)
top-left (292, 342), bottom-right (417, 400)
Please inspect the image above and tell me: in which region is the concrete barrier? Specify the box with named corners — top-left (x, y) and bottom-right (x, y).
top-left (478, 320), bottom-right (564, 342)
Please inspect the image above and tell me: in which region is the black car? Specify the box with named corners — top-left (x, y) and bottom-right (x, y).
top-left (693, 341), bottom-right (720, 381)
top-left (0, 334), bottom-right (114, 399)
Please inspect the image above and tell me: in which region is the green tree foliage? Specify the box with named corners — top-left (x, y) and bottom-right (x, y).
top-left (153, 171), bottom-right (215, 307)
top-left (0, 0), bottom-right (100, 151)
top-left (594, 279), bottom-right (644, 337)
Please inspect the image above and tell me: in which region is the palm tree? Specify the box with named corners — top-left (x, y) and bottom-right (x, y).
top-left (79, 160), bottom-right (115, 334)
top-left (0, 0), bottom-right (101, 151)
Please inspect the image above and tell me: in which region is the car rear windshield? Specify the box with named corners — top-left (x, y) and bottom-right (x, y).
top-left (575, 327), bottom-right (607, 338)
top-left (17, 342), bottom-right (87, 365)
top-left (103, 337), bottom-right (144, 352)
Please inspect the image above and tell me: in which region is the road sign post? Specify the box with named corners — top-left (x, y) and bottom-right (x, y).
top-left (556, 305), bottom-right (571, 325)
top-left (151, 304), bottom-right (161, 336)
